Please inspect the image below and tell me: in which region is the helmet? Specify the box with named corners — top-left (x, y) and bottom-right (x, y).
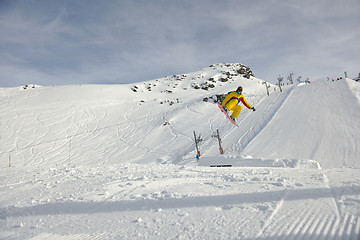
top-left (236, 86), bottom-right (243, 93)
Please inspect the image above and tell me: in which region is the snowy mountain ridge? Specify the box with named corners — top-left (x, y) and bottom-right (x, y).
top-left (0, 63), bottom-right (270, 167)
top-left (130, 63), bottom-right (255, 93)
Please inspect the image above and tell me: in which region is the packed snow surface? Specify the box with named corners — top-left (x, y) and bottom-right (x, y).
top-left (1, 64), bottom-right (359, 239)
top-left (243, 80), bottom-right (360, 168)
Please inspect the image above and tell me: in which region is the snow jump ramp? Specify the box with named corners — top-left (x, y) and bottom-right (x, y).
top-left (198, 155), bottom-right (321, 169)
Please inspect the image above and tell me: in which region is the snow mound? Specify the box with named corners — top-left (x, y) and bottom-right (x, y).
top-left (242, 79), bottom-right (360, 168)
top-left (198, 155), bottom-right (321, 169)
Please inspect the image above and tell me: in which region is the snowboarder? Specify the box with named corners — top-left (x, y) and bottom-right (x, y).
top-left (221, 86), bottom-right (255, 123)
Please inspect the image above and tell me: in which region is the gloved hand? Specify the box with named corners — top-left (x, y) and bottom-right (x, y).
top-left (252, 107), bottom-right (256, 111)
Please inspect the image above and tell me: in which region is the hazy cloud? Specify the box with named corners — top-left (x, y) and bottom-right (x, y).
top-left (0, 0), bottom-right (359, 87)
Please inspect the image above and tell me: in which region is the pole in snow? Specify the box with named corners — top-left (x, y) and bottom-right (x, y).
top-left (262, 80), bottom-right (270, 96)
top-left (212, 129), bottom-right (224, 154)
top-left (193, 131), bottom-right (202, 160)
top-left (277, 75), bottom-right (283, 92)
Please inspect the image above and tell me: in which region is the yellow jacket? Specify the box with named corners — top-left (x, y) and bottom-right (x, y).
top-left (222, 91), bottom-right (253, 109)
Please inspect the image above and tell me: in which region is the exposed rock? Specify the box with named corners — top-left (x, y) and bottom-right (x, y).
top-left (129, 63), bottom-right (255, 93)
top-left (203, 94), bottom-right (226, 104)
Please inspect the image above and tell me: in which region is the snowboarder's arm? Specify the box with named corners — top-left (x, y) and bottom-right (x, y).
top-left (240, 96), bottom-right (253, 109)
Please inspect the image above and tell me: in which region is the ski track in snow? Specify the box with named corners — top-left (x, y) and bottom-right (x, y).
top-left (257, 171), bottom-right (360, 240)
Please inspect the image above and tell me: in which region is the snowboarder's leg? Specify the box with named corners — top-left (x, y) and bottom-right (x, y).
top-left (231, 105), bottom-right (243, 118)
top-left (225, 99), bottom-right (238, 111)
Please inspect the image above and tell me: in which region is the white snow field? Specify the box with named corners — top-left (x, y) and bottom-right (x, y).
top-left (1, 63), bottom-right (360, 239)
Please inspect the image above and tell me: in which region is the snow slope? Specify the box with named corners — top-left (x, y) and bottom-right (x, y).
top-left (1, 64), bottom-right (360, 239)
top-left (243, 80), bottom-right (360, 169)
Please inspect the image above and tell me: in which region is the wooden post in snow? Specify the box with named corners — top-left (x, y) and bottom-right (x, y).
top-left (212, 129), bottom-right (224, 154)
top-left (277, 75), bottom-right (283, 92)
top-left (193, 131), bottom-right (202, 160)
top-left (262, 80), bottom-right (270, 96)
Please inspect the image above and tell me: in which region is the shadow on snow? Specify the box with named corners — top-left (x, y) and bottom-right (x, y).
top-left (1, 186), bottom-right (359, 219)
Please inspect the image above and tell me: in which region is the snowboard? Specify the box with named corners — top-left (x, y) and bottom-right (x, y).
top-left (218, 104), bottom-right (238, 127)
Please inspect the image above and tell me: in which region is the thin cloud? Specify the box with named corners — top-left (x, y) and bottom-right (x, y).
top-left (0, 0), bottom-right (359, 87)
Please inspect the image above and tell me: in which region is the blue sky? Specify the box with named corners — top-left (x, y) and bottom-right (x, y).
top-left (0, 0), bottom-right (359, 87)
